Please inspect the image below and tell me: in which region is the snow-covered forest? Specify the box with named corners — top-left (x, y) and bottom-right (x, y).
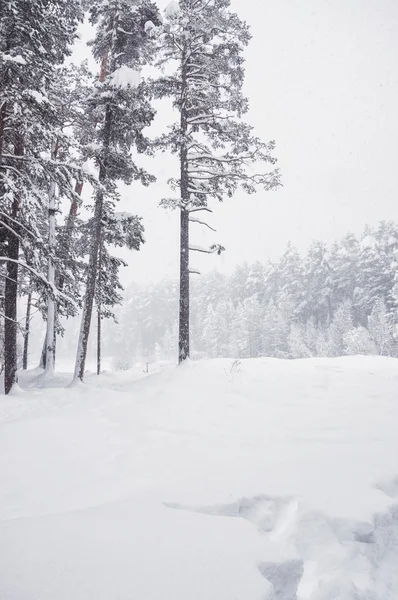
top-left (101, 221), bottom-right (398, 365)
top-left (0, 0), bottom-right (279, 390)
top-left (2, 1), bottom-right (398, 598)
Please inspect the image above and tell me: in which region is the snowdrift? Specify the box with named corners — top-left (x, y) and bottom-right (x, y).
top-left (1, 356), bottom-right (398, 599)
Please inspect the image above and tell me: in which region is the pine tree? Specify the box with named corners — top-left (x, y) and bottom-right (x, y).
top-left (277, 243), bottom-right (304, 320)
top-left (355, 230), bottom-right (389, 326)
top-left (328, 300), bottom-right (354, 356)
top-left (74, 0), bottom-right (160, 381)
top-left (262, 293), bottom-right (293, 357)
top-left (0, 0), bottom-right (83, 393)
top-left (288, 324), bottom-right (312, 359)
top-left (368, 297), bottom-right (395, 355)
top-left (343, 327), bottom-right (376, 356)
top-left (156, 0), bottom-right (280, 362)
top-left (329, 233), bottom-right (360, 323)
top-left (301, 240), bottom-right (332, 327)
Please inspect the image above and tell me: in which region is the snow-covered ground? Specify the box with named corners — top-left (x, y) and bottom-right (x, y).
top-left (1, 356), bottom-right (398, 599)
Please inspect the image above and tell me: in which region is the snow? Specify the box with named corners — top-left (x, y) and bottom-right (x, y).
top-left (1, 54), bottom-right (27, 66)
top-left (1, 356), bottom-right (398, 598)
top-left (360, 235), bottom-right (377, 250)
top-left (144, 20), bottom-right (157, 35)
top-left (25, 89), bottom-right (48, 104)
top-left (165, 0), bottom-right (180, 19)
top-left (110, 65), bottom-right (141, 90)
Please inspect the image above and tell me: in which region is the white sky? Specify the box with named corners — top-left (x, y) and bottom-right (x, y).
top-left (73, 0), bottom-right (398, 284)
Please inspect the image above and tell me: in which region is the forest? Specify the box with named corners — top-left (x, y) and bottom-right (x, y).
top-left (98, 220), bottom-right (398, 366)
top-left (1, 0), bottom-right (397, 393)
top-left (0, 0), bottom-right (280, 393)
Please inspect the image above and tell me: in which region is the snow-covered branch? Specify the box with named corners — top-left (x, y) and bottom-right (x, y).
top-left (189, 216), bottom-right (216, 232)
top-left (0, 258), bottom-right (77, 308)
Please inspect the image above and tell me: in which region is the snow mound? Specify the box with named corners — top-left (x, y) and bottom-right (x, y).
top-left (1, 357), bottom-right (398, 599)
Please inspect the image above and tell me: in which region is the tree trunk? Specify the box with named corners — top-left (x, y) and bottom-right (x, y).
top-left (4, 197), bottom-right (19, 394)
top-left (74, 20), bottom-right (117, 382)
top-left (39, 179), bottom-right (83, 370)
top-left (73, 191), bottom-right (104, 381)
top-left (179, 208), bottom-right (190, 362)
top-left (178, 43), bottom-right (190, 363)
top-left (44, 178), bottom-right (57, 376)
top-left (22, 291), bottom-right (32, 370)
top-left (4, 133), bottom-right (23, 394)
top-left (97, 305), bottom-right (101, 375)
top-left (57, 179), bottom-right (83, 291)
top-left (74, 107), bottom-right (112, 382)
top-left (96, 240), bottom-right (102, 375)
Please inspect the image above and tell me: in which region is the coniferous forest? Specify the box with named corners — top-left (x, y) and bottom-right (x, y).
top-left (1, 0), bottom-right (397, 388)
top-left (0, 0), bottom-right (279, 392)
top-left (101, 221), bottom-right (398, 366)
top-left (2, 2), bottom-right (398, 596)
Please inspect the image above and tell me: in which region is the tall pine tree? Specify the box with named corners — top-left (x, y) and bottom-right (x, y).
top-left (74, 0), bottom-right (160, 381)
top-left (156, 0), bottom-right (280, 362)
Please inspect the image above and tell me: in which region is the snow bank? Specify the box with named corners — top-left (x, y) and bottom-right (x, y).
top-left (1, 356), bottom-right (398, 599)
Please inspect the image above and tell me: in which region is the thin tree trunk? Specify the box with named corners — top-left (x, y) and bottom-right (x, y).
top-left (178, 43), bottom-right (190, 363)
top-left (97, 305), bottom-right (101, 375)
top-left (44, 176), bottom-right (57, 376)
top-left (57, 179), bottom-right (83, 291)
top-left (73, 190), bottom-right (104, 381)
top-left (74, 107), bottom-right (112, 382)
top-left (74, 19), bottom-right (117, 382)
top-left (4, 132), bottom-right (23, 394)
top-left (22, 291), bottom-right (32, 370)
top-left (39, 179), bottom-right (83, 370)
top-left (97, 239), bottom-right (102, 375)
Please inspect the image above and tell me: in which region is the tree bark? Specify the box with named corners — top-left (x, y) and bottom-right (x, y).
top-left (44, 178), bottom-right (57, 376)
top-left (97, 305), bottom-right (101, 375)
top-left (179, 208), bottom-right (190, 362)
top-left (4, 197), bottom-right (19, 393)
top-left (4, 132), bottom-right (23, 394)
top-left (22, 291), bottom-right (32, 370)
top-left (96, 239), bottom-right (102, 375)
top-left (178, 43), bottom-right (190, 363)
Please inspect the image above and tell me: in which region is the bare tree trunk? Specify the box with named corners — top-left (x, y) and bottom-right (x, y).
top-left (179, 208), bottom-right (190, 362)
top-left (22, 291), bottom-right (32, 370)
top-left (4, 197), bottom-right (19, 393)
top-left (74, 19), bottom-right (117, 382)
top-left (44, 177), bottom-right (57, 376)
top-left (96, 238), bottom-right (103, 375)
top-left (4, 133), bottom-right (23, 394)
top-left (97, 305), bottom-right (101, 375)
top-left (39, 179), bottom-right (83, 370)
top-left (178, 43), bottom-right (190, 363)
top-left (73, 190), bottom-right (104, 381)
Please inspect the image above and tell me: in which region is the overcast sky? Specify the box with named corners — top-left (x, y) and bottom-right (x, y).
top-left (74, 0), bottom-right (398, 284)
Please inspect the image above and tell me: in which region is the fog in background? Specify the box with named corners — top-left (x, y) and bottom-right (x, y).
top-left (73, 0), bottom-right (398, 285)
top-left (27, 0), bottom-right (398, 368)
